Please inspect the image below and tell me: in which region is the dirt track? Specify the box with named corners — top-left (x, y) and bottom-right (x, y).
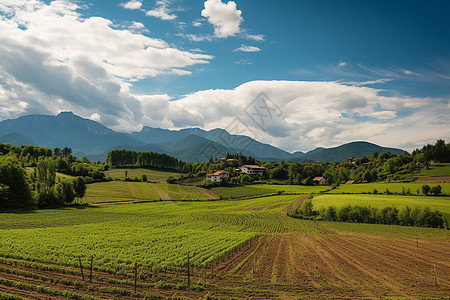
top-left (415, 176), bottom-right (450, 183)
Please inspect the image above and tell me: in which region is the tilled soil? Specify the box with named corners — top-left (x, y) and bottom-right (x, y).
top-left (1, 232), bottom-right (449, 299)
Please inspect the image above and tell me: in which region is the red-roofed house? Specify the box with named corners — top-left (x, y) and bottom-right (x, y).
top-left (312, 176), bottom-right (327, 185)
top-left (239, 165), bottom-right (266, 176)
top-left (206, 170), bottom-right (230, 183)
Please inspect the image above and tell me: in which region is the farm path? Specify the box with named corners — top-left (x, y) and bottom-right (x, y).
top-left (151, 185), bottom-right (169, 200)
top-left (281, 196), bottom-right (307, 216)
top-left (199, 188), bottom-right (219, 199)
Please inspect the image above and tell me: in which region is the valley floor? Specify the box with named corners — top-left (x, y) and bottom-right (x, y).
top-left (0, 193), bottom-right (449, 299)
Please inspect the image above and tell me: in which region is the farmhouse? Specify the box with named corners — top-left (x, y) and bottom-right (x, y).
top-left (312, 176), bottom-right (327, 185)
top-left (239, 165), bottom-right (266, 176)
top-left (206, 170), bottom-right (230, 183)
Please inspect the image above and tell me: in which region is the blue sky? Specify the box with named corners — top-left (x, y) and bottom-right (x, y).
top-left (86, 0), bottom-right (450, 98)
top-left (0, 0), bottom-right (449, 152)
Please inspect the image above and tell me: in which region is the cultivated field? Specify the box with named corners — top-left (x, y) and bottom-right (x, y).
top-left (210, 184), bottom-right (329, 199)
top-left (84, 181), bottom-right (216, 203)
top-left (105, 168), bottom-right (181, 182)
top-left (328, 182), bottom-right (450, 195)
top-left (0, 192), bottom-right (449, 299)
top-left (312, 194), bottom-right (450, 219)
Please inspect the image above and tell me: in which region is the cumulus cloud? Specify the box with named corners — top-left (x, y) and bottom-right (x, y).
top-left (338, 60), bottom-right (349, 67)
top-left (146, 0), bottom-right (177, 20)
top-left (121, 0), bottom-right (142, 10)
top-left (136, 81), bottom-right (447, 152)
top-left (233, 44), bottom-right (261, 52)
top-left (201, 0), bottom-right (243, 38)
top-left (0, 0), bottom-right (212, 130)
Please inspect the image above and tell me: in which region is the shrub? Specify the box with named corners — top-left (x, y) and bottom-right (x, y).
top-left (430, 185), bottom-right (442, 196)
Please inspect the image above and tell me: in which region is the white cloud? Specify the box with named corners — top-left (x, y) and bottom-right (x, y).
top-left (137, 80), bottom-right (445, 152)
top-left (234, 59), bottom-right (252, 65)
top-left (244, 34), bottom-right (264, 41)
top-left (146, 0), bottom-right (177, 20)
top-left (233, 44), bottom-right (261, 52)
top-left (338, 60), bottom-right (349, 67)
top-left (201, 0), bottom-right (243, 38)
top-left (0, 0), bottom-right (212, 130)
top-left (178, 33), bottom-right (213, 42)
top-left (192, 21), bottom-right (203, 27)
top-left (121, 0), bottom-right (142, 10)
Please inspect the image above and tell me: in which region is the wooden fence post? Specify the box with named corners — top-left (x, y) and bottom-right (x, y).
top-left (78, 256), bottom-right (84, 281)
top-left (134, 261), bottom-right (138, 293)
top-left (89, 256), bottom-right (93, 283)
top-left (187, 253), bottom-right (190, 288)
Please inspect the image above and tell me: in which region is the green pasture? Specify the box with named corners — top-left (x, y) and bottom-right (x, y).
top-left (84, 181), bottom-right (214, 203)
top-left (210, 184), bottom-right (329, 199)
top-left (105, 167), bottom-right (181, 182)
top-left (328, 182), bottom-right (450, 195)
top-left (417, 163), bottom-right (450, 177)
top-left (312, 194), bottom-right (450, 218)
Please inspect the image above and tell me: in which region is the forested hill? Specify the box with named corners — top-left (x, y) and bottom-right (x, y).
top-left (291, 142), bottom-right (406, 163)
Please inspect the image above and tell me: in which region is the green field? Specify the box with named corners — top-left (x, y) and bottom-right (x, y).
top-left (0, 192), bottom-right (447, 281)
top-left (85, 181), bottom-right (215, 203)
top-left (211, 184), bottom-right (329, 199)
top-left (417, 163), bottom-right (450, 177)
top-left (321, 221), bottom-right (450, 238)
top-left (328, 182), bottom-right (450, 195)
top-left (312, 194), bottom-right (450, 218)
top-left (105, 167), bottom-right (181, 182)
top-left (0, 195), bottom-right (318, 271)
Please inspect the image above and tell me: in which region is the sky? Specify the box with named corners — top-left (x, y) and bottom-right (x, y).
top-left (0, 0), bottom-right (449, 153)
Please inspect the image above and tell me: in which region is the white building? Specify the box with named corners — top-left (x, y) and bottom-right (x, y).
top-left (239, 165), bottom-right (267, 176)
top-left (206, 170), bottom-right (230, 183)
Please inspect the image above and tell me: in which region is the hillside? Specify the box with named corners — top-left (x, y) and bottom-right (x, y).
top-left (293, 141), bottom-right (406, 163)
top-left (0, 112), bottom-right (406, 163)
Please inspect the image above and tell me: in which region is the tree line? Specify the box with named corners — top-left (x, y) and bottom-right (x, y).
top-left (0, 143), bottom-right (106, 209)
top-left (289, 199), bottom-right (447, 228)
top-left (256, 139), bottom-right (450, 185)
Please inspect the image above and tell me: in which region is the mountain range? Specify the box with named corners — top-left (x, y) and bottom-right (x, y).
top-left (0, 112), bottom-right (406, 163)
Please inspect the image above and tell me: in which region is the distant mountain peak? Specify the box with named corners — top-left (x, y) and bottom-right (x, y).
top-left (58, 111), bottom-right (74, 116)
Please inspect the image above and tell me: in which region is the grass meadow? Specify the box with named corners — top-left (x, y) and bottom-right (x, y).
top-left (105, 167), bottom-right (181, 182)
top-left (328, 182), bottom-right (450, 195)
top-left (84, 181), bottom-right (214, 203)
top-left (312, 194), bottom-right (450, 219)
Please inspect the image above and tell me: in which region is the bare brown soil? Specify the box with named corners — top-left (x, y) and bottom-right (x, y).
top-left (215, 233), bottom-right (450, 299)
top-left (415, 176), bottom-right (450, 183)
